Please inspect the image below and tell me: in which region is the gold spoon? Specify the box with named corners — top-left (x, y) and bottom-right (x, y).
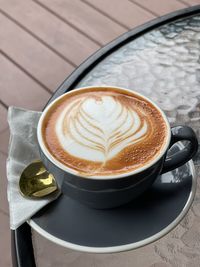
top-left (19, 160), bottom-right (58, 198)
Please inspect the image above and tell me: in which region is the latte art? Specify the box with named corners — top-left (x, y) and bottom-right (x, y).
top-left (41, 87), bottom-right (168, 176)
top-left (56, 96), bottom-right (148, 162)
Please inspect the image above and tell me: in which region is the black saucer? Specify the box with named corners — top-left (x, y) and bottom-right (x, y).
top-left (30, 143), bottom-right (196, 253)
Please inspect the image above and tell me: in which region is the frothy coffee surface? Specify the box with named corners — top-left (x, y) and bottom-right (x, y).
top-left (42, 87), bottom-right (168, 176)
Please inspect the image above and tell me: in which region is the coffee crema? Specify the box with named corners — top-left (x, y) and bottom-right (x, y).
top-left (42, 87), bottom-right (168, 176)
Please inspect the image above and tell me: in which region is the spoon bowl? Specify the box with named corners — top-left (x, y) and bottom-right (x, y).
top-left (19, 160), bottom-right (58, 198)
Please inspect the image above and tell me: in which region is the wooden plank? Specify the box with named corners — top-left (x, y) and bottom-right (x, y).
top-left (180, 0), bottom-right (200, 5)
top-left (0, 52), bottom-right (51, 110)
top-left (0, 13), bottom-right (74, 92)
top-left (0, 211), bottom-right (11, 267)
top-left (0, 153), bottom-right (9, 214)
top-left (0, 0), bottom-right (100, 66)
top-left (0, 105), bottom-right (7, 133)
top-left (82, 0), bottom-right (155, 29)
top-left (35, 0), bottom-right (126, 45)
top-left (0, 128), bottom-right (9, 155)
top-left (132, 0), bottom-right (186, 16)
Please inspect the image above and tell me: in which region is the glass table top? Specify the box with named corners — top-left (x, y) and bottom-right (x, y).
top-left (77, 14), bottom-right (200, 144)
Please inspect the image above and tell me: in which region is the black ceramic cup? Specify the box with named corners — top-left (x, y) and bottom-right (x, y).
top-left (37, 87), bottom-right (198, 209)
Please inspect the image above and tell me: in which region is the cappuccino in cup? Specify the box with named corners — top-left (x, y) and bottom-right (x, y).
top-left (39, 87), bottom-right (169, 178)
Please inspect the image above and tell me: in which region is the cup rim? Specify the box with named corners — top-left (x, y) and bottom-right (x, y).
top-left (37, 86), bottom-right (171, 180)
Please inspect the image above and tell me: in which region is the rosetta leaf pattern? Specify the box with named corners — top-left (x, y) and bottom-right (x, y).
top-left (59, 96), bottom-right (148, 162)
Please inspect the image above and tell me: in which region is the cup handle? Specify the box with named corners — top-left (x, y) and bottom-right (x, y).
top-left (161, 126), bottom-right (198, 174)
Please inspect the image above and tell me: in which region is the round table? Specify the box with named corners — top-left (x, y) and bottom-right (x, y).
top-left (12, 6), bottom-right (200, 267)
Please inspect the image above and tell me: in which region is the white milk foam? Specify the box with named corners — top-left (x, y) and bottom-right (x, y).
top-left (56, 96), bottom-right (148, 162)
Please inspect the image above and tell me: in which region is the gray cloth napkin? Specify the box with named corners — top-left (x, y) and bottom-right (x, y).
top-left (7, 107), bottom-right (60, 230)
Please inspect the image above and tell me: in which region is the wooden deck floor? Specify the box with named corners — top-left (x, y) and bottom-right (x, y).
top-left (0, 1), bottom-right (199, 266)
